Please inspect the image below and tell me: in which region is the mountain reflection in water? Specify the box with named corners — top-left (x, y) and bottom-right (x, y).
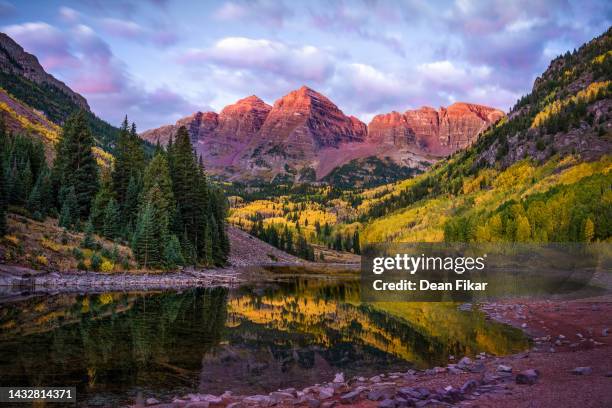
top-left (0, 276), bottom-right (528, 406)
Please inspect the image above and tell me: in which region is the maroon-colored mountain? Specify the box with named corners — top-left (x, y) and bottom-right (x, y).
top-left (368, 103), bottom-right (504, 156)
top-left (141, 87), bottom-right (503, 181)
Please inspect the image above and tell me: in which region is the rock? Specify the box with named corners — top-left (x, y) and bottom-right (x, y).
top-left (448, 366), bottom-right (463, 375)
top-left (199, 395), bottom-right (222, 404)
top-left (378, 399), bottom-right (397, 408)
top-left (321, 402), bottom-right (337, 408)
top-left (269, 391), bottom-right (295, 404)
top-left (603, 328), bottom-right (609, 336)
top-left (333, 372), bottom-right (345, 383)
top-left (307, 398), bottom-right (321, 408)
top-left (146, 398), bottom-right (160, 405)
top-left (516, 369), bottom-right (540, 385)
top-left (242, 395), bottom-right (272, 406)
top-left (340, 389), bottom-right (363, 404)
top-left (460, 380), bottom-right (478, 394)
top-left (571, 367), bottom-right (593, 375)
top-left (398, 387), bottom-right (423, 400)
top-left (225, 403), bottom-right (243, 408)
top-left (457, 356), bottom-right (472, 368)
top-left (370, 375), bottom-right (382, 383)
top-left (318, 387), bottom-right (335, 400)
top-left (367, 386), bottom-right (396, 401)
top-left (497, 364), bottom-right (512, 373)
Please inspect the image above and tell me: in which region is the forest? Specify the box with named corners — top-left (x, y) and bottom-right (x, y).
top-left (0, 112), bottom-right (229, 270)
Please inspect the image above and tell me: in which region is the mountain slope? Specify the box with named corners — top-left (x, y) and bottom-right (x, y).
top-left (0, 33), bottom-right (119, 152)
top-left (142, 88), bottom-right (502, 183)
top-left (359, 27), bottom-right (612, 244)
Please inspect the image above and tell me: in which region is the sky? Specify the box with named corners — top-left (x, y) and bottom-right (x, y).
top-left (1, 0), bottom-right (610, 130)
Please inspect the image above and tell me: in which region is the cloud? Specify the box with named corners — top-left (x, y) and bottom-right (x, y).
top-left (3, 21), bottom-right (78, 69)
top-left (308, 1), bottom-right (406, 56)
top-left (3, 20), bottom-right (196, 129)
top-left (180, 37), bottom-right (335, 83)
top-left (98, 17), bottom-right (178, 47)
top-left (58, 6), bottom-right (80, 23)
top-left (214, 0), bottom-right (293, 27)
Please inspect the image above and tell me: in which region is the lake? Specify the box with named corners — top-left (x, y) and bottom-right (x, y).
top-left (0, 270), bottom-right (528, 407)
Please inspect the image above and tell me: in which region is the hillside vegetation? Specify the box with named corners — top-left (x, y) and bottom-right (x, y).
top-left (361, 27), bottom-right (612, 244)
top-left (230, 28), bottom-right (612, 250)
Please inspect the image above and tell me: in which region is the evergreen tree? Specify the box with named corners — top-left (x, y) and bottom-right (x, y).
top-left (123, 175), bottom-right (141, 236)
top-left (168, 126), bottom-right (228, 265)
top-left (103, 198), bottom-right (120, 239)
top-left (58, 186), bottom-right (79, 230)
top-left (141, 153), bottom-right (174, 217)
top-left (133, 184), bottom-right (169, 269)
top-left (90, 171), bottom-right (114, 232)
top-left (132, 202), bottom-right (160, 269)
top-left (164, 234), bottom-right (185, 269)
top-left (53, 110), bottom-right (99, 220)
top-left (352, 230), bottom-right (361, 254)
top-left (81, 219), bottom-right (96, 249)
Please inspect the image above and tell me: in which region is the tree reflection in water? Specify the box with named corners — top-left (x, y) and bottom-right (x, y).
top-left (0, 278), bottom-right (528, 406)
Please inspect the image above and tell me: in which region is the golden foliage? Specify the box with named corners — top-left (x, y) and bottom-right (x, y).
top-left (35, 255), bottom-right (49, 266)
top-left (531, 81), bottom-right (611, 128)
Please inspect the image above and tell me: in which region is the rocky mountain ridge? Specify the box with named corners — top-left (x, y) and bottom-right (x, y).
top-left (141, 87), bottom-right (503, 182)
top-left (0, 33), bottom-right (89, 111)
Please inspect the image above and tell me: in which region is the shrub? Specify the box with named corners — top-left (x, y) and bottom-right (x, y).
top-left (90, 253), bottom-right (102, 271)
top-left (100, 260), bottom-right (114, 273)
top-left (5, 235), bottom-right (20, 246)
top-left (72, 247), bottom-right (84, 260)
top-left (35, 255), bottom-right (49, 266)
top-left (77, 260), bottom-right (87, 270)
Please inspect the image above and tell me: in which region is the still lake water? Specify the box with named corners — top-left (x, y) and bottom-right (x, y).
top-left (0, 271), bottom-right (528, 406)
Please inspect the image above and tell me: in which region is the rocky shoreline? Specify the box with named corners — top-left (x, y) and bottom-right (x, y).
top-left (135, 299), bottom-right (612, 408)
top-left (0, 264), bottom-right (241, 296)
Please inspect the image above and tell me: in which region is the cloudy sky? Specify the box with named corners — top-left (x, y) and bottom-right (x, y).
top-left (1, 0), bottom-right (610, 130)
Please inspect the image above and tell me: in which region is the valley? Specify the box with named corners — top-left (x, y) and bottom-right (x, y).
top-left (0, 17), bottom-right (610, 408)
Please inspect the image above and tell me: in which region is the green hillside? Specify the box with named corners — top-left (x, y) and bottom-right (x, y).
top-left (360, 27), bottom-right (612, 244)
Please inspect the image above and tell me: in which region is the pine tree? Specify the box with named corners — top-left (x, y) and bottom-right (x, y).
top-left (132, 202), bottom-right (160, 269)
top-left (123, 174), bottom-right (141, 236)
top-left (164, 234), bottom-right (184, 269)
top-left (103, 198), bottom-right (120, 239)
top-left (90, 171), bottom-right (114, 232)
top-left (58, 186), bottom-right (79, 230)
top-left (352, 230), bottom-right (361, 254)
top-left (53, 110), bottom-right (99, 220)
top-left (112, 117), bottom-right (132, 205)
top-left (81, 220), bottom-right (96, 249)
top-left (141, 153), bottom-right (174, 217)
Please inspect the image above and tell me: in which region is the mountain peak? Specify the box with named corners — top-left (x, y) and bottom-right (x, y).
top-left (221, 95), bottom-right (271, 115)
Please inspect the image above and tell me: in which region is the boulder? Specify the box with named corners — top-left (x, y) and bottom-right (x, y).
top-left (516, 369), bottom-right (540, 385)
top-left (571, 367), bottom-right (593, 375)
